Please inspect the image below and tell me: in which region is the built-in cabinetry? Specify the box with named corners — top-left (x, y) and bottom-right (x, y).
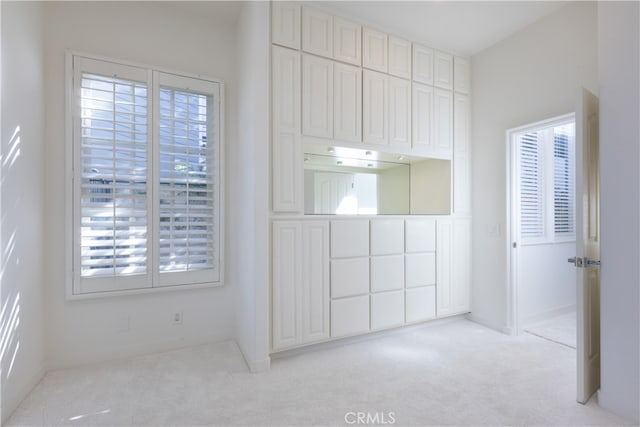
top-left (272, 217), bottom-right (470, 351)
top-left (270, 2), bottom-right (472, 353)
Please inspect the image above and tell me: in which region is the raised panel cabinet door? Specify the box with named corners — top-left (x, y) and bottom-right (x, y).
top-left (331, 257), bottom-right (370, 299)
top-left (405, 218), bottom-right (436, 253)
top-left (302, 6), bottom-right (333, 58)
top-left (433, 88), bottom-right (453, 157)
top-left (436, 219), bottom-right (454, 317)
top-left (334, 63), bottom-right (362, 142)
top-left (452, 218), bottom-right (471, 314)
top-left (453, 152), bottom-right (471, 215)
top-left (405, 253), bottom-right (436, 288)
top-left (362, 27), bottom-right (388, 72)
top-left (412, 44), bottom-right (434, 85)
top-left (302, 54), bottom-right (334, 139)
top-left (363, 70), bottom-right (389, 145)
top-left (454, 56), bottom-right (470, 94)
top-left (371, 290), bottom-right (405, 330)
top-left (434, 50), bottom-right (453, 90)
top-left (272, 47), bottom-right (302, 213)
top-left (453, 93), bottom-right (470, 153)
top-left (301, 221), bottom-right (330, 344)
top-left (272, 222), bottom-right (302, 350)
top-left (371, 255), bottom-right (405, 292)
top-left (370, 219), bottom-right (404, 255)
top-left (333, 17), bottom-right (361, 65)
top-left (405, 286), bottom-right (436, 323)
top-left (388, 77), bottom-right (411, 148)
top-left (412, 82), bottom-right (433, 152)
top-left (388, 35), bottom-right (411, 79)
top-left (271, 2), bottom-right (301, 49)
top-left (330, 219), bottom-right (369, 258)
top-left (331, 295), bottom-right (370, 338)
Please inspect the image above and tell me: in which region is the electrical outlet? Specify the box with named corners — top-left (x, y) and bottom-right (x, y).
top-left (172, 311), bottom-right (183, 325)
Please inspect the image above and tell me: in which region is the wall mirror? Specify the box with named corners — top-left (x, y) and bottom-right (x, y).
top-left (303, 144), bottom-right (451, 215)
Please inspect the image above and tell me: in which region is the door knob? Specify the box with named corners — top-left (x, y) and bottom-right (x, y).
top-left (585, 258), bottom-right (601, 266)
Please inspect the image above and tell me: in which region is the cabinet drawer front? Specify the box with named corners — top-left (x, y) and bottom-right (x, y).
top-left (371, 290), bottom-right (405, 330)
top-left (406, 286), bottom-right (436, 323)
top-left (405, 219), bottom-right (436, 253)
top-left (406, 253), bottom-right (436, 288)
top-left (331, 257), bottom-right (370, 298)
top-left (331, 220), bottom-right (369, 258)
top-left (371, 219), bottom-right (404, 255)
top-left (371, 255), bottom-right (404, 292)
top-left (331, 295), bottom-right (370, 337)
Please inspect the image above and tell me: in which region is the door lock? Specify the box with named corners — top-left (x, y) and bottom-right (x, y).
top-left (568, 257), bottom-right (584, 267)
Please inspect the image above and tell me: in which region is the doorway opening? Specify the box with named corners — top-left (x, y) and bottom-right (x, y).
top-left (506, 113), bottom-right (577, 347)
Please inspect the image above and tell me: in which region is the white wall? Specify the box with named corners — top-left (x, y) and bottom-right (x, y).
top-left (470, 2), bottom-right (598, 331)
top-left (518, 242), bottom-right (575, 322)
top-left (1, 2), bottom-right (46, 421)
top-left (233, 1), bottom-right (271, 372)
top-left (597, 2), bottom-right (640, 423)
top-left (43, 2), bottom-right (238, 368)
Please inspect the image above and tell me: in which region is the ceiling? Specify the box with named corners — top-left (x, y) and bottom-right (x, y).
top-left (312, 1), bottom-right (567, 56)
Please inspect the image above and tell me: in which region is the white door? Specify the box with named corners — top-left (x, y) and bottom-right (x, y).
top-left (314, 172), bottom-right (356, 214)
top-left (575, 88), bottom-right (600, 404)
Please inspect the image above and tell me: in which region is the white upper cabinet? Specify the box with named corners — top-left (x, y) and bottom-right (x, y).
top-left (412, 44), bottom-right (434, 85)
top-left (333, 17), bottom-right (361, 66)
top-left (388, 35), bottom-right (411, 79)
top-left (433, 88), bottom-right (453, 157)
top-left (271, 2), bottom-right (301, 50)
top-left (454, 56), bottom-right (470, 94)
top-left (272, 46), bottom-right (302, 213)
top-left (412, 82), bottom-right (433, 152)
top-left (362, 27), bottom-right (388, 72)
top-left (302, 6), bottom-right (333, 58)
top-left (388, 77), bottom-right (411, 148)
top-left (453, 93), bottom-right (470, 153)
top-left (302, 54), bottom-right (333, 139)
top-left (434, 50), bottom-right (454, 90)
top-left (333, 63), bottom-right (362, 142)
top-left (363, 70), bottom-right (389, 145)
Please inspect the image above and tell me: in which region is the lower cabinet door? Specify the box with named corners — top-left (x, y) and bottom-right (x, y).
top-left (331, 295), bottom-right (370, 338)
top-left (371, 290), bottom-right (405, 330)
top-left (406, 286), bottom-right (436, 323)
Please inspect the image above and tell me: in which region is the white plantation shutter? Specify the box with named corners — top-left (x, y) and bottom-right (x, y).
top-left (518, 131), bottom-right (545, 239)
top-left (155, 72), bottom-right (220, 286)
top-left (72, 55), bottom-right (222, 295)
top-left (73, 57), bottom-right (152, 293)
top-left (553, 124), bottom-right (575, 235)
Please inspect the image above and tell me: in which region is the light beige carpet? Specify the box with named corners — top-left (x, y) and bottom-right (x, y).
top-left (525, 310), bottom-right (577, 349)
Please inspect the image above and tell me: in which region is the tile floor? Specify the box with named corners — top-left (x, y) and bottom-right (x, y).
top-left (524, 309), bottom-right (577, 349)
top-left (6, 319), bottom-right (633, 426)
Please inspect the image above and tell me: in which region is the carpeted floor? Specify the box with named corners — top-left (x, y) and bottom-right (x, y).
top-left (6, 318), bottom-right (632, 426)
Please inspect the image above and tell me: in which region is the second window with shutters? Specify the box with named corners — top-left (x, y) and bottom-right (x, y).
top-left (70, 54), bottom-right (223, 295)
top-left (515, 116), bottom-right (575, 245)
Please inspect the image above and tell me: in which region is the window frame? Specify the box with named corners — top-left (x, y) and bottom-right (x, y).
top-left (511, 113), bottom-right (576, 247)
top-left (65, 51), bottom-right (225, 299)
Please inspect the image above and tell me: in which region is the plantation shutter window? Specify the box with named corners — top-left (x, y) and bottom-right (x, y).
top-left (71, 55), bottom-right (223, 296)
top-left (553, 123), bottom-right (575, 236)
top-left (518, 131), bottom-right (545, 240)
top-left (515, 117), bottom-right (575, 246)
top-left (155, 72), bottom-right (221, 286)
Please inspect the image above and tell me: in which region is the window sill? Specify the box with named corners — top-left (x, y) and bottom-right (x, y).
top-left (66, 280), bottom-right (224, 301)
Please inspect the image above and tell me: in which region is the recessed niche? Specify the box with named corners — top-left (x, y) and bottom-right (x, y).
top-left (303, 144), bottom-right (450, 215)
